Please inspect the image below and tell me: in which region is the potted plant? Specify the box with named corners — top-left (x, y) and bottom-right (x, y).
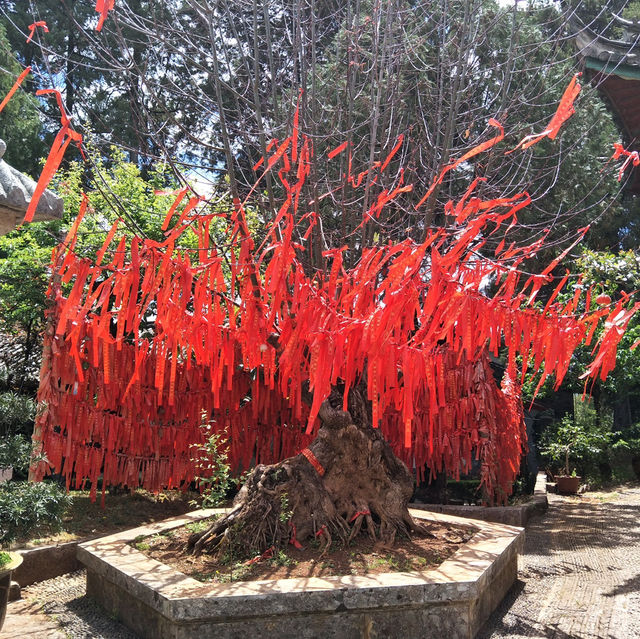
top-left (555, 469), bottom-right (581, 495)
top-left (0, 551), bottom-right (22, 631)
top-left (540, 416), bottom-right (608, 495)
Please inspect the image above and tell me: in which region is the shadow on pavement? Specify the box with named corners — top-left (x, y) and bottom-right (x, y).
top-left (603, 573), bottom-right (640, 597)
top-left (477, 579), bottom-right (582, 639)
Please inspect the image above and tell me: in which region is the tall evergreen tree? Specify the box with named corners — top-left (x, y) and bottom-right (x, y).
top-left (0, 21), bottom-right (44, 175)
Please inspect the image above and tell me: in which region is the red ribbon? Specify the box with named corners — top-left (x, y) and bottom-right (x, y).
top-left (95, 0), bottom-right (115, 31)
top-left (24, 89), bottom-right (83, 224)
top-left (26, 21), bottom-right (48, 43)
top-left (245, 546), bottom-right (274, 565)
top-left (289, 522), bottom-right (303, 549)
top-left (350, 510), bottom-right (371, 522)
top-left (301, 447), bottom-right (325, 476)
top-left (611, 143), bottom-right (640, 181)
top-left (0, 66), bottom-right (31, 114)
top-left (508, 73), bottom-right (581, 153)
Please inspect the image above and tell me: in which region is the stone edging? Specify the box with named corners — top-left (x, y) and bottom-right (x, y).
top-left (12, 474), bottom-right (545, 592)
top-left (13, 541), bottom-right (80, 589)
top-left (77, 508), bottom-right (524, 639)
top-left (411, 472), bottom-right (548, 527)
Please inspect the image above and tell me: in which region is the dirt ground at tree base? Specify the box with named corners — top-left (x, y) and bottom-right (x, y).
top-left (137, 519), bottom-right (476, 583)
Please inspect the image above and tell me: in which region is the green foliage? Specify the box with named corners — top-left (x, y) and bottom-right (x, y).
top-left (607, 423), bottom-right (640, 482)
top-left (0, 392), bottom-right (36, 437)
top-left (53, 144), bottom-right (183, 247)
top-left (622, 1), bottom-right (640, 22)
top-left (0, 229), bottom-right (51, 331)
top-left (444, 480), bottom-right (480, 504)
top-left (191, 423), bottom-right (233, 508)
top-left (0, 22), bottom-right (45, 176)
top-left (0, 435), bottom-right (33, 473)
top-left (540, 410), bottom-right (612, 476)
top-left (0, 0), bottom-right (173, 169)
top-left (269, 548), bottom-right (295, 567)
top-left (279, 492), bottom-right (292, 524)
top-left (0, 550), bottom-right (11, 567)
top-left (0, 228), bottom-right (57, 389)
top-left (0, 480), bottom-right (72, 546)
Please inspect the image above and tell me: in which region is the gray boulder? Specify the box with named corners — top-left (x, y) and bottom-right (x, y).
top-left (0, 139), bottom-right (64, 235)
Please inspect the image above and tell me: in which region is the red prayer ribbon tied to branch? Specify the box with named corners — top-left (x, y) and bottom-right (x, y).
top-left (26, 21), bottom-right (48, 43)
top-left (0, 66), bottom-right (31, 114)
top-left (95, 0), bottom-right (115, 31)
top-left (508, 73), bottom-right (582, 153)
top-left (23, 89), bottom-right (83, 224)
top-left (32, 79), bottom-right (636, 506)
top-left (350, 510), bottom-right (371, 522)
top-left (611, 143), bottom-right (640, 181)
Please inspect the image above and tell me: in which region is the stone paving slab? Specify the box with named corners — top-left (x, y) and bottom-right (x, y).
top-left (478, 485), bottom-right (640, 639)
top-left (2, 598), bottom-right (67, 638)
top-left (4, 570), bottom-right (138, 639)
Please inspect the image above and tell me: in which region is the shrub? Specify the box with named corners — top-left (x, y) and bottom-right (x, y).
top-left (191, 424), bottom-right (234, 508)
top-left (0, 434), bottom-right (33, 474)
top-left (0, 480), bottom-right (71, 546)
top-left (607, 423), bottom-right (640, 482)
top-left (540, 414), bottom-right (611, 477)
top-left (445, 479), bottom-right (481, 504)
top-left (0, 392), bottom-right (36, 438)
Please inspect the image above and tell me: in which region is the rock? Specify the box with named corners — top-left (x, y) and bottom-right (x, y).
top-left (8, 581), bottom-right (20, 602)
top-left (0, 138), bottom-right (64, 235)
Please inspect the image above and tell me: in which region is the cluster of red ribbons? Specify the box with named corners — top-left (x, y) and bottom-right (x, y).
top-left (25, 89), bottom-right (83, 223)
top-left (31, 77), bottom-right (637, 505)
top-left (611, 142), bottom-right (640, 181)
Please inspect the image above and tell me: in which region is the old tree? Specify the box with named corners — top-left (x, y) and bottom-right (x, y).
top-left (9, 0), bottom-right (636, 557)
top-left (32, 93), bottom-right (637, 558)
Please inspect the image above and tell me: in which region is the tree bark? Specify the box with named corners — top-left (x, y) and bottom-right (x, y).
top-left (189, 387), bottom-right (423, 558)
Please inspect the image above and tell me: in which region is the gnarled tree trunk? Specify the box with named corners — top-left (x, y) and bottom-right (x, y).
top-left (190, 389), bottom-right (423, 557)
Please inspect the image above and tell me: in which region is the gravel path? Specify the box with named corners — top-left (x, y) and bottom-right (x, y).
top-left (8, 485), bottom-right (640, 638)
top-left (10, 570), bottom-right (139, 639)
top-left (479, 486), bottom-right (640, 639)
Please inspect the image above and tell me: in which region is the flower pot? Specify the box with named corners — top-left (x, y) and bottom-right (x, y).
top-left (555, 475), bottom-right (581, 495)
top-left (0, 552), bottom-right (23, 631)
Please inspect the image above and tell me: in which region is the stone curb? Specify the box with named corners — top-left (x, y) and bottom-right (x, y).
top-left (10, 474), bottom-right (545, 594)
top-left (410, 472), bottom-right (548, 527)
top-left (13, 540), bottom-right (81, 590)
top-left (77, 508), bottom-right (524, 639)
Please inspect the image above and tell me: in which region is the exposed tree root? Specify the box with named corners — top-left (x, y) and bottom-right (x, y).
top-left (189, 391), bottom-right (430, 558)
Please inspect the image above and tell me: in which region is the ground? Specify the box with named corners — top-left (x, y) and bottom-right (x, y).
top-left (13, 489), bottom-right (198, 548)
top-left (478, 484), bottom-right (640, 639)
top-left (136, 517), bottom-right (474, 583)
top-left (6, 483), bottom-right (640, 638)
